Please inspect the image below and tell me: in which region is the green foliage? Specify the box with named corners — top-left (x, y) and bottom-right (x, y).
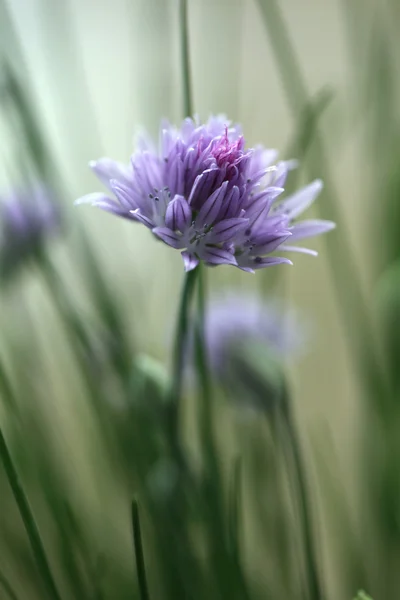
top-left (0, 0), bottom-right (400, 598)
top-left (353, 591), bottom-right (373, 600)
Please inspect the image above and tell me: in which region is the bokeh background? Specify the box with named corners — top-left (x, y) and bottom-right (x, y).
top-left (0, 1), bottom-right (398, 599)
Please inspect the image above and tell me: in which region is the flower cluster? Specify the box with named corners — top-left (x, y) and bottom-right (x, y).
top-left (77, 116), bottom-right (334, 272)
top-left (0, 184), bottom-right (60, 278)
top-left (201, 292), bottom-right (306, 414)
top-left (205, 292), bottom-right (305, 378)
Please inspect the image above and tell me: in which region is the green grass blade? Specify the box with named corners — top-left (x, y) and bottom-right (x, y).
top-left (78, 230), bottom-right (132, 380)
top-left (284, 87), bottom-right (334, 195)
top-left (278, 384), bottom-right (324, 600)
top-left (0, 570), bottom-right (20, 600)
top-left (131, 501), bottom-right (150, 600)
top-left (0, 428), bottom-right (63, 600)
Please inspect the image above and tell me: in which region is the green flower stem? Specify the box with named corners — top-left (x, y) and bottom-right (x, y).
top-left (179, 0), bottom-right (193, 117)
top-left (279, 384), bottom-right (323, 600)
top-left (195, 264), bottom-right (216, 467)
top-left (0, 428), bottom-right (62, 600)
top-left (228, 456), bottom-right (242, 568)
top-left (194, 266), bottom-right (250, 599)
top-left (131, 500), bottom-right (150, 600)
top-left (168, 267), bottom-right (199, 455)
top-left (162, 269), bottom-right (206, 597)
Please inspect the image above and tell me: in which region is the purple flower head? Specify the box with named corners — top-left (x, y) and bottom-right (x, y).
top-left (76, 116), bottom-right (335, 272)
top-left (0, 184), bottom-right (60, 278)
top-left (205, 292), bottom-right (306, 377)
top-left (204, 292), bottom-right (308, 413)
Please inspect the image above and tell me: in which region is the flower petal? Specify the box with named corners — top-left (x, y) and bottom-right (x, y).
top-left (181, 251), bottom-right (199, 272)
top-left (130, 209), bottom-right (154, 228)
top-left (249, 233), bottom-right (292, 256)
top-left (279, 244), bottom-right (318, 256)
top-left (75, 193), bottom-right (107, 206)
top-left (152, 227), bottom-right (184, 249)
top-left (249, 228), bottom-right (291, 247)
top-left (134, 128), bottom-right (156, 153)
top-left (275, 179), bottom-right (323, 220)
top-left (218, 185), bottom-right (241, 220)
top-left (289, 219), bottom-right (336, 240)
top-left (248, 202), bottom-right (289, 235)
top-left (75, 193), bottom-right (132, 218)
top-left (252, 257), bottom-right (293, 269)
top-left (247, 147), bottom-right (279, 180)
top-left (110, 180), bottom-right (138, 211)
top-left (208, 218), bottom-right (249, 244)
top-left (166, 154), bottom-right (184, 197)
top-left (273, 160), bottom-right (298, 188)
top-left (237, 255), bottom-right (293, 270)
top-left (196, 181), bottom-right (229, 228)
top-left (188, 168), bottom-right (219, 209)
top-left (245, 187), bottom-right (284, 218)
top-left (165, 194), bottom-right (192, 232)
top-left (160, 122), bottom-right (175, 158)
top-left (89, 158), bottom-right (131, 189)
top-left (132, 153), bottom-right (163, 194)
top-left (201, 246), bottom-right (238, 266)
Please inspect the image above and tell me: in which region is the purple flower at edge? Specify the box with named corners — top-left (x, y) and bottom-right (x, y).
top-left (0, 184), bottom-right (60, 278)
top-left (76, 116), bottom-right (335, 272)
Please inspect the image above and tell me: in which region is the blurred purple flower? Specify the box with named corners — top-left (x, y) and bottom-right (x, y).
top-left (77, 115), bottom-right (335, 272)
top-left (205, 292), bottom-right (306, 377)
top-left (0, 184), bottom-right (60, 277)
top-left (202, 292), bottom-right (307, 414)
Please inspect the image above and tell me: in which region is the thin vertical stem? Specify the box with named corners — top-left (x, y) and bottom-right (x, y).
top-left (228, 456), bottom-right (242, 567)
top-left (194, 267), bottom-right (249, 599)
top-left (168, 267), bottom-right (199, 450)
top-left (38, 259), bottom-right (104, 410)
top-left (279, 385), bottom-right (323, 600)
top-left (194, 266), bottom-right (221, 511)
top-left (131, 501), bottom-right (150, 600)
top-left (0, 428), bottom-right (62, 600)
top-left (179, 0), bottom-right (193, 117)
top-left (286, 416), bottom-right (322, 600)
top-left (195, 265), bottom-right (216, 472)
top-left (195, 265), bottom-right (211, 398)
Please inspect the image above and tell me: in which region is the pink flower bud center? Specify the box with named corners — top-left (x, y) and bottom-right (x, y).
top-left (211, 127), bottom-right (244, 168)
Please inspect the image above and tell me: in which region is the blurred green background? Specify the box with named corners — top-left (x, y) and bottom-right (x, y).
top-left (0, 1), bottom-right (399, 599)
